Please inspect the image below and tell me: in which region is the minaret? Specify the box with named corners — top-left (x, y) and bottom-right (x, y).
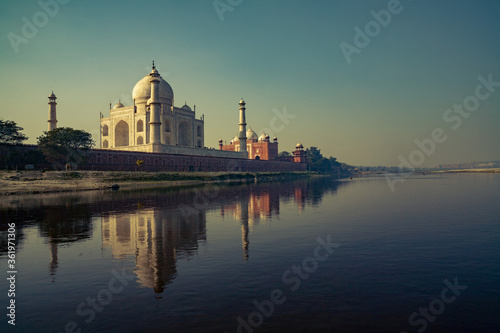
top-left (238, 99), bottom-right (247, 154)
top-left (149, 61), bottom-right (162, 146)
top-left (47, 91), bottom-right (57, 131)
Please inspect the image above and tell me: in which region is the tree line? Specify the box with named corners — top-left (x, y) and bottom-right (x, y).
top-left (279, 146), bottom-right (354, 176)
top-left (0, 119), bottom-right (94, 170)
top-left (2, 118), bottom-right (354, 176)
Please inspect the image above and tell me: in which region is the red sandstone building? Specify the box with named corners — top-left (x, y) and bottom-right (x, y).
top-left (218, 99), bottom-right (306, 163)
top-left (219, 128), bottom-right (278, 160)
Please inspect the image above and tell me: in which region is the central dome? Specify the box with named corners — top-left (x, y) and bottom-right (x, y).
top-left (132, 67), bottom-right (174, 104)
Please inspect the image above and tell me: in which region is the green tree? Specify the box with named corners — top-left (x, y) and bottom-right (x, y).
top-left (305, 147), bottom-right (332, 173)
top-left (278, 151), bottom-right (291, 157)
top-left (37, 127), bottom-right (95, 169)
top-left (0, 119), bottom-right (28, 169)
top-left (328, 157), bottom-right (341, 168)
top-left (0, 119), bottom-right (28, 145)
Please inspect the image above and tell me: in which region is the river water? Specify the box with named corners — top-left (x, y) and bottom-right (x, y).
top-left (0, 174), bottom-right (499, 333)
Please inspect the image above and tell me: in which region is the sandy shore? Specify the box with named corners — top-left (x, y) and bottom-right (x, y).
top-left (0, 170), bottom-right (311, 196)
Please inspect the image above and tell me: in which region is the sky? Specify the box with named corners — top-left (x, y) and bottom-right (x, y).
top-left (0, 0), bottom-right (499, 167)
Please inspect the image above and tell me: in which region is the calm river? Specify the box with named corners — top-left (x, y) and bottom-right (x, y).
top-left (0, 174), bottom-right (499, 332)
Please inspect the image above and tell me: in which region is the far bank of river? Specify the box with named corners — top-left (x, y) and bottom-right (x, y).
top-left (359, 168), bottom-right (500, 176)
top-left (0, 170), bottom-right (316, 196)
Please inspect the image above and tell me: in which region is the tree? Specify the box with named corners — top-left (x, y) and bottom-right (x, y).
top-left (305, 147), bottom-right (332, 173)
top-left (0, 119), bottom-right (28, 145)
top-left (0, 119), bottom-right (29, 169)
top-left (37, 127), bottom-right (95, 169)
top-left (278, 151), bottom-right (291, 157)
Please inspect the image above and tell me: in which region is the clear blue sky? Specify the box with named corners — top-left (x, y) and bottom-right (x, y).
top-left (1, 0), bottom-right (499, 167)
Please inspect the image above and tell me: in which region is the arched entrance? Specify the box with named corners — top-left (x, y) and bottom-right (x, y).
top-left (178, 122), bottom-right (191, 146)
top-left (115, 120), bottom-right (129, 146)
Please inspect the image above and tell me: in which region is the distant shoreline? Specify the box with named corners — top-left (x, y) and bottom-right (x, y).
top-left (359, 168), bottom-right (500, 176)
top-left (0, 170), bottom-right (315, 196)
top-left (430, 168), bottom-right (500, 173)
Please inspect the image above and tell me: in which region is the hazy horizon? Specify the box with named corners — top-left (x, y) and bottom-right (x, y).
top-left (1, 0), bottom-right (499, 167)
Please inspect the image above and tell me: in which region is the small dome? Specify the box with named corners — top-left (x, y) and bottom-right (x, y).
top-left (233, 135), bottom-right (239, 143)
top-left (273, 136), bottom-right (277, 141)
top-left (182, 104), bottom-right (192, 111)
top-left (239, 98), bottom-right (246, 105)
top-left (258, 132), bottom-right (267, 141)
top-left (296, 143), bottom-right (304, 149)
top-left (246, 128), bottom-right (258, 141)
top-left (113, 102), bottom-right (125, 109)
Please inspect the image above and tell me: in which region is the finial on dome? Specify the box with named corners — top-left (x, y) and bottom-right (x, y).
top-left (149, 61), bottom-right (160, 77)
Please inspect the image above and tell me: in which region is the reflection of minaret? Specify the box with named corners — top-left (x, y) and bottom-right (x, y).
top-left (49, 239), bottom-right (58, 282)
top-left (240, 195), bottom-right (249, 261)
top-left (294, 186), bottom-right (305, 213)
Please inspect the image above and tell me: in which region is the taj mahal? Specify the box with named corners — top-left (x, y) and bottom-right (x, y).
top-left (45, 61), bottom-right (307, 169)
top-left (99, 62), bottom-right (215, 154)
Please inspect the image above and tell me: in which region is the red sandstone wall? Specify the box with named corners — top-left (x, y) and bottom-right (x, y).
top-left (81, 149), bottom-right (306, 172)
top-left (222, 141), bottom-right (278, 161)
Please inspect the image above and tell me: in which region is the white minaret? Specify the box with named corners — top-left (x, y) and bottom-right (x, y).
top-left (48, 91), bottom-right (57, 131)
top-left (238, 98), bottom-right (247, 154)
top-left (149, 62), bottom-right (162, 145)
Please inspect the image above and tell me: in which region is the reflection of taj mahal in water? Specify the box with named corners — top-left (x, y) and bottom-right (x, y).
top-left (101, 209), bottom-right (207, 294)
top-left (38, 180), bottom-right (335, 294)
top-left (98, 184), bottom-right (310, 293)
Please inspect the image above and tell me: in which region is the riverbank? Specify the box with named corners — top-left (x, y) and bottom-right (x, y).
top-left (0, 170), bottom-right (314, 196)
top-left (431, 168), bottom-right (500, 173)
top-left (358, 168), bottom-right (500, 176)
